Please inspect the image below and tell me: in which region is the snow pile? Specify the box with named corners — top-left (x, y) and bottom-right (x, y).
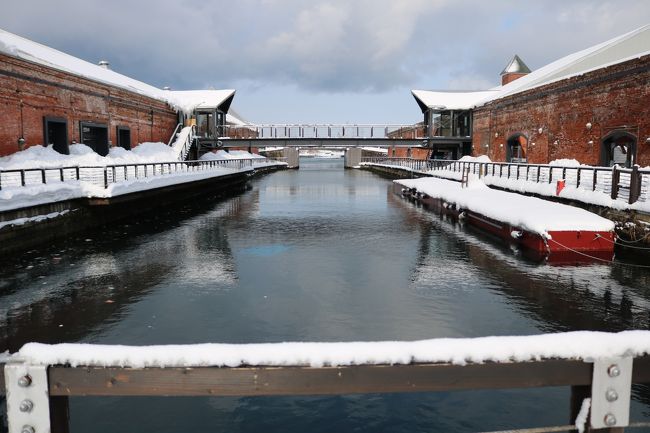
top-left (200, 150), bottom-right (265, 161)
top-left (228, 150), bottom-right (266, 160)
top-left (548, 159), bottom-right (582, 167)
top-left (0, 143), bottom-right (180, 170)
top-left (396, 177), bottom-right (614, 236)
top-left (459, 155), bottom-right (492, 163)
top-left (14, 331), bottom-right (650, 368)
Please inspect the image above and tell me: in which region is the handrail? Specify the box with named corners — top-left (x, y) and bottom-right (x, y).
top-left (223, 124), bottom-right (428, 140)
top-left (361, 157), bottom-right (650, 206)
top-left (1, 356), bottom-right (649, 432)
top-left (0, 157), bottom-right (280, 191)
top-left (167, 123), bottom-right (183, 147)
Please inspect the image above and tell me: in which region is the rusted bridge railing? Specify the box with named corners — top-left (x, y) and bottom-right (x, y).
top-left (1, 355), bottom-right (649, 433)
top-left (361, 157), bottom-right (650, 207)
top-left (223, 124), bottom-right (426, 140)
top-left (0, 158), bottom-right (280, 191)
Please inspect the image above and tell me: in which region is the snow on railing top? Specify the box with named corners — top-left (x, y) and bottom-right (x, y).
top-left (9, 331), bottom-right (650, 368)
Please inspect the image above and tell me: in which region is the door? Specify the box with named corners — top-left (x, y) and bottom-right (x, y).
top-left (43, 117), bottom-right (69, 155)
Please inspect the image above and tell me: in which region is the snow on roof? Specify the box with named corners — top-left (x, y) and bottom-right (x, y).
top-left (0, 28), bottom-right (234, 114)
top-left (495, 24), bottom-right (650, 101)
top-left (166, 90), bottom-right (235, 115)
top-left (412, 25), bottom-right (650, 110)
top-left (411, 89), bottom-right (500, 111)
top-left (13, 330), bottom-right (650, 368)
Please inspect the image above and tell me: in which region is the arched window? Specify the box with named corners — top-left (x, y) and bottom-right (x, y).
top-left (600, 130), bottom-right (637, 167)
top-left (506, 133), bottom-right (528, 163)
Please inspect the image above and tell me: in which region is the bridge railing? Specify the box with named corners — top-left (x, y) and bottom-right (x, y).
top-left (1, 338), bottom-right (649, 433)
top-left (0, 158), bottom-right (277, 191)
top-left (223, 124), bottom-right (427, 140)
top-left (361, 157), bottom-right (650, 207)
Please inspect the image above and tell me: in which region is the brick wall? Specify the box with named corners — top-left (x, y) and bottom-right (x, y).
top-left (0, 53), bottom-right (178, 156)
top-left (473, 55), bottom-right (650, 166)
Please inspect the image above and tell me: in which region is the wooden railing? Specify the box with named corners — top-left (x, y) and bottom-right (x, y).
top-left (1, 356), bottom-right (649, 433)
top-left (361, 158), bottom-right (650, 206)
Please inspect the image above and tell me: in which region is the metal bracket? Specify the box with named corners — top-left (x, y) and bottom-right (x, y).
top-left (590, 357), bottom-right (633, 429)
top-left (4, 363), bottom-right (51, 433)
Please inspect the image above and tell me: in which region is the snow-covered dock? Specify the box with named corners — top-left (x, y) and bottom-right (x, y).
top-left (395, 176), bottom-right (615, 260)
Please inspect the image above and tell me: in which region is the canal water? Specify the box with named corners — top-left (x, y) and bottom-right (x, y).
top-left (1, 157), bottom-right (650, 432)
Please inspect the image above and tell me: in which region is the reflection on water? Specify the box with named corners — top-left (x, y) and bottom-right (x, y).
top-left (1, 158), bottom-right (649, 432)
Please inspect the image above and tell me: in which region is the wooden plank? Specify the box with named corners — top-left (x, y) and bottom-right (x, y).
top-left (0, 357), bottom-right (647, 397)
top-left (48, 360), bottom-right (593, 397)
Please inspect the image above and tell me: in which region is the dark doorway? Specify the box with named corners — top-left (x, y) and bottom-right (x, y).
top-left (601, 130), bottom-right (637, 167)
top-left (461, 142), bottom-right (472, 157)
top-left (80, 122), bottom-right (109, 156)
top-left (43, 117), bottom-right (69, 155)
top-left (117, 126), bottom-right (131, 150)
top-left (506, 133), bottom-right (528, 163)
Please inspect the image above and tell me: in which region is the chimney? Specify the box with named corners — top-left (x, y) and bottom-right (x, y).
top-left (98, 60), bottom-right (110, 70)
top-left (500, 54), bottom-right (531, 86)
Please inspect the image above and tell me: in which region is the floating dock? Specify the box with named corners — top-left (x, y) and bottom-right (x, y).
top-left (395, 177), bottom-right (615, 263)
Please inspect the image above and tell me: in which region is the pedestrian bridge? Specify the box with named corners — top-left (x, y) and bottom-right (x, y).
top-left (215, 124), bottom-right (427, 148)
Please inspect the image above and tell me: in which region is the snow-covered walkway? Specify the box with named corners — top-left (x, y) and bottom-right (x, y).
top-left (362, 158), bottom-right (650, 214)
top-left (0, 143), bottom-right (286, 212)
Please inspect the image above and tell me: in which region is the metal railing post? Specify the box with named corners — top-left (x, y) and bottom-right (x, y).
top-left (611, 165), bottom-right (620, 200)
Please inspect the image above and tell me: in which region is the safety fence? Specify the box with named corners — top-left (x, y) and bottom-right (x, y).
top-left (0, 159), bottom-right (273, 191)
top-left (361, 158), bottom-right (650, 206)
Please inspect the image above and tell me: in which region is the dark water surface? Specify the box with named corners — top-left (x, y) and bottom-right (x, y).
top-left (2, 158), bottom-right (650, 432)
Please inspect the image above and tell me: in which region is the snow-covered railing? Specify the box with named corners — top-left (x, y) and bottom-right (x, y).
top-left (1, 332), bottom-right (650, 433)
top-left (223, 124), bottom-right (426, 140)
top-left (362, 158), bottom-right (650, 208)
top-left (0, 159), bottom-right (260, 190)
top-left (169, 125), bottom-right (196, 161)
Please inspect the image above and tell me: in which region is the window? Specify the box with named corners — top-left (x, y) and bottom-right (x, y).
top-left (80, 122), bottom-right (109, 156)
top-left (43, 117), bottom-right (69, 155)
top-left (117, 126), bottom-right (131, 150)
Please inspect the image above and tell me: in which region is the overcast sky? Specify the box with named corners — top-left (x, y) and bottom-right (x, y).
top-left (2, 0), bottom-right (649, 123)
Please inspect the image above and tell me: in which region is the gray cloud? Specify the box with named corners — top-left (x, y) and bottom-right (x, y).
top-left (1, 0), bottom-right (649, 95)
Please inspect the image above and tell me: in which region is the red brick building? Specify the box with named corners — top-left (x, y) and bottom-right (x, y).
top-left (0, 29), bottom-right (235, 158)
top-left (412, 25), bottom-right (650, 167)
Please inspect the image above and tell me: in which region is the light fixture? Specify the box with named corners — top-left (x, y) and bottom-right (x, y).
top-left (553, 140), bottom-right (559, 145)
top-left (538, 127), bottom-right (543, 134)
top-left (586, 122), bottom-right (592, 130)
top-left (500, 143), bottom-right (504, 148)
top-left (531, 142), bottom-right (536, 146)
top-left (17, 137), bottom-right (25, 150)
top-left (646, 137), bottom-right (650, 144)
top-left (494, 132), bottom-right (499, 138)
top-left (588, 140), bottom-right (594, 145)
top-left (484, 144), bottom-right (489, 148)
